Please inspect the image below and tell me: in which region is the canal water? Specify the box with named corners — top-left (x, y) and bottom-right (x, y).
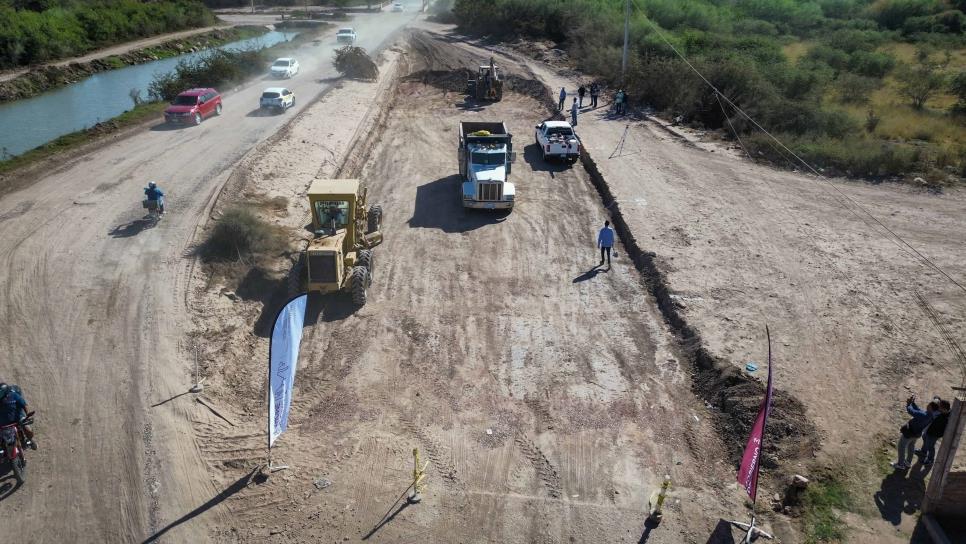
top-left (0, 30), bottom-right (297, 158)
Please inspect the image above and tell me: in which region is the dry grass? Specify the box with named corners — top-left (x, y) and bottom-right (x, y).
top-left (781, 40), bottom-right (813, 64)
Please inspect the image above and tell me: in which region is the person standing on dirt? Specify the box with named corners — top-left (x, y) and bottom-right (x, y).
top-left (578, 85), bottom-right (586, 107)
top-left (917, 399), bottom-right (951, 466)
top-left (892, 395), bottom-right (935, 470)
top-left (614, 89), bottom-right (625, 115)
top-left (558, 87), bottom-right (567, 111)
top-left (597, 220), bottom-right (615, 267)
top-left (590, 83), bottom-right (600, 108)
top-left (570, 98), bottom-right (579, 126)
top-left (0, 383), bottom-right (35, 450)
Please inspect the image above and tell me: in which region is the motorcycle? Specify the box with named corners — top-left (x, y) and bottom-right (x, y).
top-left (0, 411), bottom-right (33, 484)
top-left (142, 197), bottom-right (163, 224)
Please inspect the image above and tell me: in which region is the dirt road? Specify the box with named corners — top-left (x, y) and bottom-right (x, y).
top-left (183, 32), bottom-right (747, 543)
top-left (0, 9), bottom-right (420, 543)
top-left (0, 26), bottom-right (236, 83)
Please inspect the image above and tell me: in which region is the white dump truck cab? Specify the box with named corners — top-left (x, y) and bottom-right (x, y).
top-left (458, 121), bottom-right (516, 210)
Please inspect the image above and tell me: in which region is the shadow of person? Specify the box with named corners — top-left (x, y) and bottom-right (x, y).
top-left (108, 218), bottom-right (154, 238)
top-left (573, 265), bottom-right (606, 283)
top-left (0, 472), bottom-right (21, 502)
top-left (874, 463), bottom-right (928, 526)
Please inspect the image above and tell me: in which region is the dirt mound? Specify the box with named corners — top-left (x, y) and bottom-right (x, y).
top-left (405, 69), bottom-right (557, 113)
top-left (333, 45), bottom-right (378, 80)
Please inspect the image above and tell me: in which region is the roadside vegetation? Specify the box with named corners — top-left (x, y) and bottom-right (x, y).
top-left (450, 0), bottom-right (966, 183)
top-left (148, 26), bottom-right (323, 100)
top-left (0, 26), bottom-right (267, 103)
top-left (200, 207), bottom-right (287, 264)
top-left (0, 0), bottom-right (216, 69)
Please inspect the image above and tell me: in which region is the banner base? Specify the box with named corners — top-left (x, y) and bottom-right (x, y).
top-left (728, 516), bottom-right (773, 543)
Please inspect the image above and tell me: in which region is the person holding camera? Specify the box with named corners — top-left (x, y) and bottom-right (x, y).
top-left (893, 395), bottom-right (937, 470)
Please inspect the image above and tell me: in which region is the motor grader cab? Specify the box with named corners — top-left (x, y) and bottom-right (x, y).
top-left (467, 57), bottom-right (503, 102)
top-left (305, 179), bottom-right (383, 305)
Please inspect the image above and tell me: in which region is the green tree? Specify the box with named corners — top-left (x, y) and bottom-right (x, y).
top-left (896, 60), bottom-right (946, 109)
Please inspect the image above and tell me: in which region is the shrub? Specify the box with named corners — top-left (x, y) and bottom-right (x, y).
top-left (950, 70), bottom-right (966, 112)
top-left (847, 50), bottom-right (895, 77)
top-left (149, 49), bottom-right (265, 102)
top-left (746, 133), bottom-right (918, 177)
top-left (333, 45), bottom-right (378, 80)
top-left (896, 60), bottom-right (947, 109)
top-left (836, 73), bottom-right (879, 103)
top-left (869, 0), bottom-right (942, 30)
top-left (200, 207), bottom-right (286, 262)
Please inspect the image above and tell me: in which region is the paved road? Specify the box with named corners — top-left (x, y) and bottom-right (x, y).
top-left (0, 4), bottom-right (420, 542)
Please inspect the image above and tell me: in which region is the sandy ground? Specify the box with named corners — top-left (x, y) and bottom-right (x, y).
top-left (0, 9), bottom-right (420, 543)
top-left (185, 32), bottom-right (758, 543)
top-left (410, 24), bottom-right (966, 543)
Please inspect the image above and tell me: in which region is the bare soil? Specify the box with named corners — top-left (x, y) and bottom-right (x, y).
top-left (187, 33), bottom-right (749, 543)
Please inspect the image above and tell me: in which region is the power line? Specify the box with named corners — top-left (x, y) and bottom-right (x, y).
top-left (630, 0), bottom-right (966, 298)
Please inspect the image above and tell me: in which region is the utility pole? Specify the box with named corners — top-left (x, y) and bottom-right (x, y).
top-left (251, 0), bottom-right (254, 15)
top-left (621, 0), bottom-right (630, 86)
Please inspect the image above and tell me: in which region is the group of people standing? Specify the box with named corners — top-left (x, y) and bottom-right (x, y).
top-left (894, 394), bottom-right (952, 470)
top-left (559, 83), bottom-right (629, 126)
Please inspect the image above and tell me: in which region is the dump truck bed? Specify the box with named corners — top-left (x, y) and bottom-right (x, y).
top-left (459, 121), bottom-right (511, 144)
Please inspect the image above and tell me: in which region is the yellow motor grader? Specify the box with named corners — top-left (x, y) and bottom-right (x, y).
top-left (467, 57), bottom-right (503, 101)
top-left (304, 179), bottom-right (383, 305)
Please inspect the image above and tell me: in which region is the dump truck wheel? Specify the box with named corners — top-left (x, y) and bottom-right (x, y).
top-left (350, 266), bottom-right (368, 306)
top-left (367, 205), bottom-right (383, 234)
top-left (356, 249), bottom-right (373, 276)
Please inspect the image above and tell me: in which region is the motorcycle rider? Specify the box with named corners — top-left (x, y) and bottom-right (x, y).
top-left (144, 182), bottom-right (165, 216)
top-left (0, 383), bottom-right (35, 450)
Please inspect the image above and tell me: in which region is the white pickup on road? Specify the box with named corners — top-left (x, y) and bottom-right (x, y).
top-left (535, 120), bottom-right (580, 163)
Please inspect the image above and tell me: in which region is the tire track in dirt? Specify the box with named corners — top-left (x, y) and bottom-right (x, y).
top-left (513, 433), bottom-right (562, 499)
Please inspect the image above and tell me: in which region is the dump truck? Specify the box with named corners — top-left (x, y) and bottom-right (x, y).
top-left (458, 121), bottom-right (516, 210)
top-left (304, 178), bottom-right (383, 305)
top-left (466, 57), bottom-right (503, 101)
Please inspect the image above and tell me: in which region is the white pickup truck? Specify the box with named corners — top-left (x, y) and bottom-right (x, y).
top-left (535, 120), bottom-right (580, 163)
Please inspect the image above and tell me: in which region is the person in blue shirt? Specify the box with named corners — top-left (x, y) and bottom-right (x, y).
top-left (893, 396), bottom-right (936, 470)
top-left (144, 182), bottom-right (165, 216)
top-left (597, 220), bottom-right (615, 267)
top-left (0, 382), bottom-right (35, 450)
top-left (558, 87), bottom-right (566, 111)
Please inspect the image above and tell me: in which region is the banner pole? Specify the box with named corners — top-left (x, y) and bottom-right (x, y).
top-left (729, 325), bottom-right (774, 541)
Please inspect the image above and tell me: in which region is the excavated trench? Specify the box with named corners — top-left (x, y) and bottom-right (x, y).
top-left (405, 35), bottom-right (819, 469)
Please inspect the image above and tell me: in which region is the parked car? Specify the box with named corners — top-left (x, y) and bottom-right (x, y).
top-left (391, 2), bottom-right (403, 11)
top-left (260, 87), bottom-right (295, 113)
top-left (336, 27), bottom-right (357, 44)
top-left (270, 57), bottom-right (299, 78)
top-left (535, 120), bottom-right (580, 162)
top-left (164, 88), bottom-right (222, 125)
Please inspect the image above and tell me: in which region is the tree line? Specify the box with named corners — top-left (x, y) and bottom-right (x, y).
top-left (451, 0), bottom-right (966, 179)
top-left (0, 0), bottom-right (216, 69)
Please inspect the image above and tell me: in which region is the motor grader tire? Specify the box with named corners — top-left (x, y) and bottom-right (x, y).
top-left (367, 205), bottom-right (383, 234)
top-left (356, 249), bottom-right (373, 277)
top-left (350, 266), bottom-right (369, 306)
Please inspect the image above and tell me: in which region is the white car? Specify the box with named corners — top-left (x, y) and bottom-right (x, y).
top-left (391, 2), bottom-right (403, 11)
top-left (260, 87), bottom-right (295, 113)
top-left (270, 58), bottom-right (299, 78)
top-left (336, 27), bottom-right (357, 44)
